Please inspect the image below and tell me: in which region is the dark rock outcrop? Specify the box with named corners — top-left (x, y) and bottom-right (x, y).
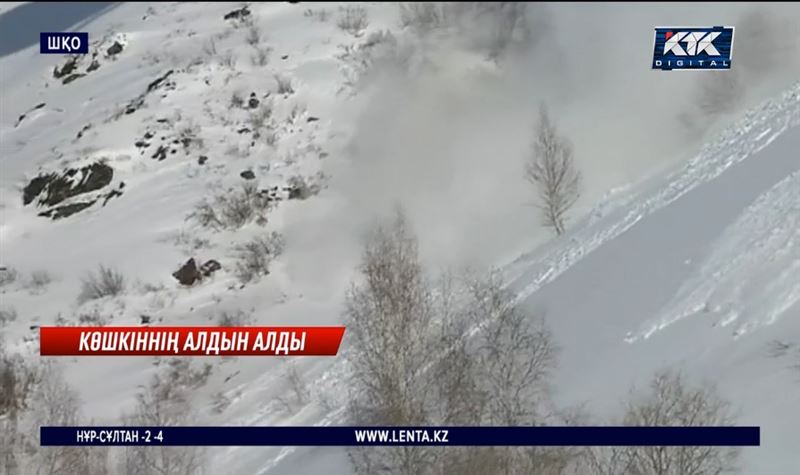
top-left (173, 258), bottom-right (221, 286)
top-left (172, 258), bottom-right (201, 286)
top-left (107, 41), bottom-right (124, 56)
top-left (199, 259), bottom-right (221, 277)
top-left (223, 6), bottom-right (250, 21)
top-left (23, 162), bottom-right (113, 207)
top-left (240, 170), bottom-right (256, 180)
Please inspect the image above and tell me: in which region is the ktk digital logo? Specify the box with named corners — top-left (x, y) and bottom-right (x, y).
top-left (652, 26), bottom-right (734, 71)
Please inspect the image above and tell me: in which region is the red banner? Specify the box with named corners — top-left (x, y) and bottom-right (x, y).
top-left (39, 326), bottom-right (345, 356)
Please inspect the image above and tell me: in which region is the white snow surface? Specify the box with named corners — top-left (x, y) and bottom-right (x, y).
top-left (1, 2), bottom-right (800, 475)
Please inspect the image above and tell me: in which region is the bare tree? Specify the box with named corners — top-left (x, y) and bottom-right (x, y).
top-left (344, 208), bottom-right (439, 475)
top-left (585, 370), bottom-right (741, 475)
top-left (121, 360), bottom-right (207, 475)
top-left (26, 364), bottom-right (110, 475)
top-left (1, 341), bottom-right (40, 475)
top-left (345, 211), bottom-right (576, 475)
top-left (457, 273), bottom-right (570, 475)
top-left (525, 105), bottom-right (581, 236)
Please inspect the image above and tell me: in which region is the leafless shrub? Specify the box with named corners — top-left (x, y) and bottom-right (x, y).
top-left (201, 37), bottom-right (217, 57)
top-left (244, 22), bottom-right (261, 46)
top-left (121, 360), bottom-right (207, 474)
top-left (525, 104), bottom-right (581, 236)
top-left (250, 45), bottom-right (272, 67)
top-left (233, 232), bottom-right (285, 283)
top-left (217, 309), bottom-right (251, 327)
top-left (77, 308), bottom-right (109, 327)
top-left (231, 90), bottom-right (245, 108)
top-left (0, 307), bottom-right (17, 327)
top-left (177, 121), bottom-right (204, 151)
top-left (305, 8), bottom-right (331, 22)
top-left (248, 100), bottom-right (274, 133)
top-left (275, 360), bottom-right (310, 414)
top-left (337, 5), bottom-right (369, 37)
top-left (189, 183), bottom-right (273, 230)
top-left (28, 270), bottom-right (53, 291)
top-left (584, 370), bottom-right (741, 475)
top-left (286, 175), bottom-right (321, 200)
top-left (336, 30), bottom-right (400, 92)
top-left (78, 265), bottom-right (126, 303)
top-left (0, 267), bottom-right (18, 288)
top-left (274, 74), bottom-right (295, 95)
top-left (219, 49), bottom-right (237, 70)
top-left (398, 2), bottom-right (447, 33)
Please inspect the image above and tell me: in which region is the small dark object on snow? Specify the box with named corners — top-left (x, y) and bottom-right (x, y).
top-left (173, 258), bottom-right (201, 286)
top-left (237, 127), bottom-right (251, 134)
top-left (140, 315), bottom-right (152, 325)
top-left (248, 96), bottom-right (260, 109)
top-left (107, 41), bottom-right (124, 56)
top-left (200, 259), bottom-right (222, 277)
top-left (62, 73), bottom-right (86, 85)
top-left (151, 145), bottom-right (168, 161)
top-left (86, 59), bottom-right (100, 72)
top-left (223, 6), bottom-right (251, 21)
top-left (198, 155), bottom-right (208, 165)
top-left (281, 55), bottom-right (289, 60)
top-left (306, 116), bottom-right (319, 123)
top-left (240, 170), bottom-right (256, 180)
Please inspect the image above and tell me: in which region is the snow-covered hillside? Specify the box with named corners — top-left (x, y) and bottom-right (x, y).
top-left (2, 2), bottom-right (800, 475)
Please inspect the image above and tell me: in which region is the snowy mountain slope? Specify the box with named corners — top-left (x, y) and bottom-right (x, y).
top-left (257, 82), bottom-right (800, 475)
top-left (2, 2), bottom-right (800, 475)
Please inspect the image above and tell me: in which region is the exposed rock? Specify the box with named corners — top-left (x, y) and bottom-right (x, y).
top-left (107, 41), bottom-right (124, 56)
top-left (23, 162), bottom-right (114, 207)
top-left (151, 145), bottom-right (168, 161)
top-left (146, 69), bottom-right (174, 93)
top-left (240, 170), bottom-right (256, 180)
top-left (281, 55), bottom-right (289, 60)
top-left (200, 259), bottom-right (222, 276)
top-left (223, 6), bottom-right (251, 21)
top-left (53, 57), bottom-right (78, 79)
top-left (86, 59), bottom-right (101, 72)
top-left (140, 315), bottom-right (152, 325)
top-left (237, 127), bottom-right (251, 134)
top-left (38, 200), bottom-right (96, 219)
top-left (306, 116), bottom-right (319, 123)
top-left (172, 258), bottom-right (201, 286)
top-left (76, 123), bottom-right (92, 140)
top-left (248, 94), bottom-right (260, 109)
top-left (124, 70), bottom-right (175, 115)
top-left (102, 188), bottom-right (123, 206)
top-left (198, 155), bottom-right (208, 165)
top-left (62, 73), bottom-right (86, 85)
